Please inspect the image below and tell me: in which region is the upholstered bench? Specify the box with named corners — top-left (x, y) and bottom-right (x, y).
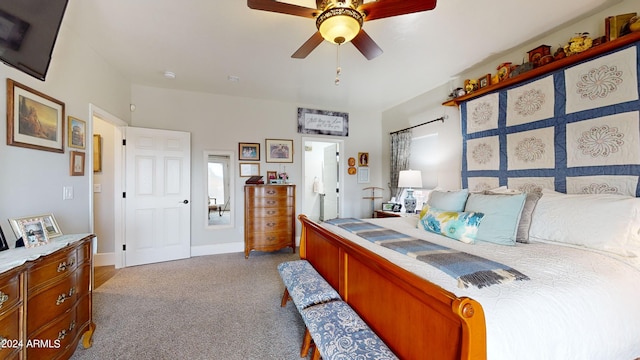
top-left (277, 260), bottom-right (342, 357)
top-left (277, 260), bottom-right (341, 312)
top-left (301, 300), bottom-right (398, 360)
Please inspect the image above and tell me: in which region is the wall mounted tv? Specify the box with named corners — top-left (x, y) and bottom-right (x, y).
top-left (0, 0), bottom-right (69, 81)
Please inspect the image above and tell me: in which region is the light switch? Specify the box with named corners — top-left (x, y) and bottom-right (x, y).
top-left (63, 186), bottom-right (74, 200)
top-left (93, 184), bottom-right (102, 193)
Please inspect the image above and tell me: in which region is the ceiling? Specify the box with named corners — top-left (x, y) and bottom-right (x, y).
top-left (63, 0), bottom-right (617, 113)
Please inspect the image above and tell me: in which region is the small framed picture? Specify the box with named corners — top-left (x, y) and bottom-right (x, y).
top-left (357, 167), bottom-right (370, 184)
top-left (265, 139), bottom-right (293, 163)
top-left (17, 218), bottom-right (49, 248)
top-left (0, 225), bottom-right (9, 252)
top-left (382, 203), bottom-right (395, 211)
top-left (239, 162), bottom-right (260, 177)
top-left (478, 74), bottom-right (491, 89)
top-left (10, 213), bottom-right (63, 239)
top-left (238, 142), bottom-right (260, 161)
top-left (70, 151), bottom-right (85, 176)
top-left (358, 152), bottom-right (369, 167)
top-left (93, 134), bottom-right (102, 172)
top-left (266, 170), bottom-right (277, 181)
top-left (68, 116), bottom-right (86, 149)
top-left (392, 203), bottom-right (402, 212)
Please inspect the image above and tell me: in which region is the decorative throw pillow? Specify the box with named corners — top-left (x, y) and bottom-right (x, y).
top-left (483, 189), bottom-right (542, 244)
top-left (419, 206), bottom-right (484, 244)
top-left (427, 189), bottom-right (469, 212)
top-left (464, 193), bottom-right (527, 245)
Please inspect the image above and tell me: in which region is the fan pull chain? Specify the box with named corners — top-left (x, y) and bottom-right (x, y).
top-left (335, 44), bottom-right (341, 86)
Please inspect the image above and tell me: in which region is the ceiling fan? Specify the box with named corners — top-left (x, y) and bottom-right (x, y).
top-left (247, 0), bottom-right (437, 60)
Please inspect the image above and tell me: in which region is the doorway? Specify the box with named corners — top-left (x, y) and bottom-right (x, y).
top-left (302, 138), bottom-right (343, 222)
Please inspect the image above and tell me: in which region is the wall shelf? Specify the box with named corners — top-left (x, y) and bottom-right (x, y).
top-left (443, 31), bottom-right (640, 107)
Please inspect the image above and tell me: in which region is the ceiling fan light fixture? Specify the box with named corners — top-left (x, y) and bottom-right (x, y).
top-left (316, 7), bottom-right (363, 44)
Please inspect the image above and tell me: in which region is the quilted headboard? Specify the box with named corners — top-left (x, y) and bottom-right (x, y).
top-left (461, 41), bottom-right (640, 197)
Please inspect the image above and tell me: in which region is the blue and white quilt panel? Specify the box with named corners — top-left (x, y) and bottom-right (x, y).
top-left (461, 42), bottom-right (640, 197)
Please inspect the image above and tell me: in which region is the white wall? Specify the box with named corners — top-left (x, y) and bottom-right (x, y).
top-left (130, 85), bottom-right (382, 252)
top-left (92, 117), bottom-right (116, 254)
top-left (0, 15), bottom-right (131, 245)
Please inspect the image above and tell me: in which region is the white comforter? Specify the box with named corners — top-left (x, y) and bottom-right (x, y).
top-left (321, 217), bottom-right (640, 360)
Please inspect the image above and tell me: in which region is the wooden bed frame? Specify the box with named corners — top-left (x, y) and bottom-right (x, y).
top-left (298, 215), bottom-right (486, 360)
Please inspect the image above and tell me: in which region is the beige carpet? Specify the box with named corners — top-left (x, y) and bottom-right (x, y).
top-left (70, 250), bottom-right (306, 359)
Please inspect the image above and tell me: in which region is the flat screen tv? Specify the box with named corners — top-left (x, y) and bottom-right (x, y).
top-left (0, 0), bottom-right (69, 81)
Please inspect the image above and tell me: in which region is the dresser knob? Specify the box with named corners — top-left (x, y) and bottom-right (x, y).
top-left (0, 291), bottom-right (8, 308)
top-left (57, 258), bottom-right (76, 272)
top-left (266, 210), bottom-right (276, 215)
top-left (56, 287), bottom-right (76, 305)
top-left (266, 200), bottom-right (276, 205)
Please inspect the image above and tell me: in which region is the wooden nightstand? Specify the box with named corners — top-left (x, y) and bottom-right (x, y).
top-left (374, 210), bottom-right (418, 218)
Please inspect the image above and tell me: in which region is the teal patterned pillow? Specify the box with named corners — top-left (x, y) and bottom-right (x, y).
top-left (419, 206), bottom-right (484, 244)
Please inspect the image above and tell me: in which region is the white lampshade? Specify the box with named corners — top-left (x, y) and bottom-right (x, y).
top-left (398, 170), bottom-right (422, 189)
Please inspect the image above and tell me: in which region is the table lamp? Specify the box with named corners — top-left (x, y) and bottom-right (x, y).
top-left (398, 169), bottom-right (422, 213)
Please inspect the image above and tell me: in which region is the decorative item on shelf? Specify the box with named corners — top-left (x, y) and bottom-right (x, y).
top-left (629, 16), bottom-right (640, 33)
top-left (563, 32), bottom-right (593, 56)
top-left (606, 13), bottom-right (637, 41)
top-left (478, 74), bottom-right (491, 89)
top-left (527, 45), bottom-right (551, 67)
top-left (491, 74), bottom-right (500, 85)
top-left (553, 46), bottom-right (566, 60)
top-left (496, 62), bottom-right (513, 82)
top-left (509, 61), bottom-right (534, 78)
top-left (448, 87), bottom-right (466, 99)
top-left (539, 55), bottom-right (554, 66)
top-left (397, 169), bottom-right (422, 213)
top-left (592, 36), bottom-right (607, 47)
top-left (464, 79), bottom-right (478, 94)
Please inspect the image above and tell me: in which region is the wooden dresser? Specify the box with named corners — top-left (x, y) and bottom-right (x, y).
top-left (0, 234), bottom-right (95, 359)
top-left (244, 184), bottom-right (296, 258)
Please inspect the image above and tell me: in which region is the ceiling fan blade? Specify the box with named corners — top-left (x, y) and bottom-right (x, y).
top-left (359, 0), bottom-right (437, 21)
top-left (351, 30), bottom-right (383, 60)
top-left (291, 32), bottom-right (324, 59)
top-left (247, 0), bottom-right (318, 18)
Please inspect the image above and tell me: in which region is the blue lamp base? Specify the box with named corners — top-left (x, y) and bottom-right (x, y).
top-left (404, 188), bottom-right (417, 213)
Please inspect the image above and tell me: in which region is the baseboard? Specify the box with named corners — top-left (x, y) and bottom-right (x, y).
top-left (190, 242), bottom-right (244, 257)
top-left (94, 252), bottom-right (116, 266)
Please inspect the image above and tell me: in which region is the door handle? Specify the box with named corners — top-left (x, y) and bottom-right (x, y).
top-left (182, 200), bottom-right (189, 204)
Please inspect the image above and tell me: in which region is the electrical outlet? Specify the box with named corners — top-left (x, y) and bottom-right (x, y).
top-left (93, 184), bottom-right (102, 193)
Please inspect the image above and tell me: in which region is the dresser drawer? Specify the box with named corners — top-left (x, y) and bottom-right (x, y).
top-left (246, 207), bottom-right (293, 219)
top-left (0, 306), bottom-right (22, 360)
top-left (0, 269), bottom-right (22, 315)
top-left (245, 216), bottom-right (293, 233)
top-left (26, 307), bottom-right (76, 360)
top-left (28, 246), bottom-right (78, 291)
top-left (246, 196), bottom-right (293, 208)
top-left (27, 273), bottom-right (77, 333)
top-left (246, 230), bottom-right (293, 247)
top-left (247, 185), bottom-right (294, 198)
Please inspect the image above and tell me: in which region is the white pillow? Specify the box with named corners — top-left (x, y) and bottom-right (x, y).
top-left (529, 190), bottom-right (640, 257)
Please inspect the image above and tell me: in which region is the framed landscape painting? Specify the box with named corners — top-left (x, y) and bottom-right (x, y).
top-left (6, 79), bottom-right (65, 153)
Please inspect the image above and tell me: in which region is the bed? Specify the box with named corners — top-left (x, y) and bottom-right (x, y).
top-left (297, 189), bottom-right (640, 360)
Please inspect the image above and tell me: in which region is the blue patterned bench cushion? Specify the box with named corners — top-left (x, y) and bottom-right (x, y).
top-left (277, 260), bottom-right (341, 313)
top-left (301, 301), bottom-right (398, 360)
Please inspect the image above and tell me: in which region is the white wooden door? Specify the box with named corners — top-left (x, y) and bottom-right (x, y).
top-left (323, 143), bottom-right (339, 219)
top-left (124, 127), bottom-right (191, 267)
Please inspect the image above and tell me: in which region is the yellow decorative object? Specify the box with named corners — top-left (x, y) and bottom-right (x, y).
top-left (630, 16), bottom-right (640, 32)
top-left (563, 32), bottom-right (593, 56)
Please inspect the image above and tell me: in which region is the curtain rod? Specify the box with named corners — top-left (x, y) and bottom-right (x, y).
top-left (389, 115), bottom-right (448, 135)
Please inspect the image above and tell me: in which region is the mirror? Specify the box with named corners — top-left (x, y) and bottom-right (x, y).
top-left (204, 150), bottom-right (234, 228)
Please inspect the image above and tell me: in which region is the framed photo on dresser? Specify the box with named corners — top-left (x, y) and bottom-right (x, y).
top-left (0, 226), bottom-right (8, 251)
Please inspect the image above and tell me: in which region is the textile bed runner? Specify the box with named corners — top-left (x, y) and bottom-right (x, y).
top-left (325, 218), bottom-right (529, 288)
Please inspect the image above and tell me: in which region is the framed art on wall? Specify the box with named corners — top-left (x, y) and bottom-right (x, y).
top-left (239, 142), bottom-right (260, 161)
top-left (6, 78), bottom-right (65, 153)
top-left (0, 225), bottom-right (8, 251)
top-left (93, 134), bottom-right (102, 172)
top-left (239, 162), bottom-right (260, 177)
top-left (70, 151), bottom-right (85, 176)
top-left (265, 139), bottom-right (293, 163)
top-left (68, 116), bottom-right (86, 149)
top-left (297, 107), bottom-right (349, 136)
